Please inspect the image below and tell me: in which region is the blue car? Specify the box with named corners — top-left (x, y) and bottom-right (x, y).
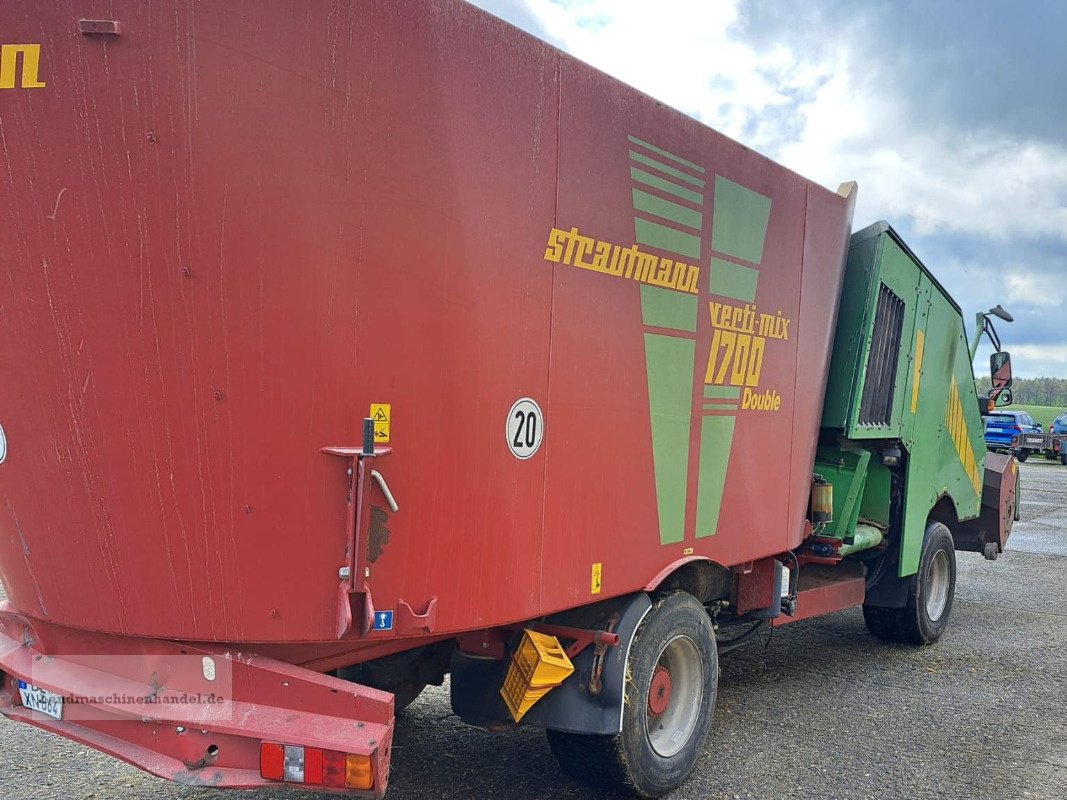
top-left (1052, 413), bottom-right (1067, 435)
top-left (984, 411), bottom-right (1043, 461)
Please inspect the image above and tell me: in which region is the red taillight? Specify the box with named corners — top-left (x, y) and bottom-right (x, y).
top-left (322, 748), bottom-right (348, 788)
top-left (304, 746), bottom-right (324, 786)
top-left (260, 743), bottom-right (284, 781)
top-left (260, 742), bottom-right (372, 791)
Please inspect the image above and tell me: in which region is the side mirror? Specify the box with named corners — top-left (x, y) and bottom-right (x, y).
top-left (990, 351), bottom-right (1012, 389)
top-left (987, 387), bottom-right (1013, 411)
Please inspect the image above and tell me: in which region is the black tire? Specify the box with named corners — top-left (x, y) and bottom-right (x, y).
top-left (546, 592), bottom-right (718, 798)
top-left (1060, 452), bottom-right (1066, 466)
top-left (863, 520), bottom-right (956, 645)
top-left (336, 662), bottom-right (428, 714)
top-left (1015, 449), bottom-right (1029, 462)
top-left (390, 682), bottom-right (426, 713)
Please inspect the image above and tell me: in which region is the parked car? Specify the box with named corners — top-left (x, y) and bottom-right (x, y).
top-left (1043, 412), bottom-right (1067, 464)
top-left (984, 410), bottom-right (1044, 461)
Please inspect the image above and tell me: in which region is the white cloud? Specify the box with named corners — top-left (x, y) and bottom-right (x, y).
top-left (1006, 344), bottom-right (1067, 375)
top-left (1004, 270), bottom-right (1067, 309)
top-left (508, 0), bottom-right (796, 139)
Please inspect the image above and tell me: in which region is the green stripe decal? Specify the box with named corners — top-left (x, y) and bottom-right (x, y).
top-left (710, 176), bottom-right (771, 264)
top-left (630, 151), bottom-right (706, 188)
top-left (640, 285), bottom-right (698, 332)
top-left (627, 135), bottom-right (706, 174)
top-left (630, 167), bottom-right (704, 205)
top-left (703, 403), bottom-right (738, 411)
top-left (704, 385), bottom-right (741, 399)
top-left (695, 415), bottom-right (735, 537)
top-left (644, 333), bottom-right (695, 545)
top-left (632, 189), bottom-right (702, 230)
top-left (635, 218), bottom-right (702, 260)
top-left (709, 258), bottom-right (758, 302)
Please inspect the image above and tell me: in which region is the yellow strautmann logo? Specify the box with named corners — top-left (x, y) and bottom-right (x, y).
top-left (0, 44), bottom-right (46, 89)
top-left (946, 377), bottom-right (982, 495)
top-left (545, 226), bottom-right (700, 294)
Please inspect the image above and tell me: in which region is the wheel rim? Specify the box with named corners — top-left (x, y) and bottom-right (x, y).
top-left (926, 549), bottom-right (951, 621)
top-left (645, 635), bottom-right (702, 758)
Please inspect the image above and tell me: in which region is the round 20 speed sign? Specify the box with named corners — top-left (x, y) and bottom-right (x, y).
top-left (506, 398), bottom-right (543, 460)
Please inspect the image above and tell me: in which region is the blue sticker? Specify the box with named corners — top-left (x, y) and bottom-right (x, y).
top-left (372, 610), bottom-right (394, 631)
top-left (17, 680), bottom-right (27, 690)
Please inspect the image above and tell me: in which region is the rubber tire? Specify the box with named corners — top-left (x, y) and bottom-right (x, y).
top-left (863, 520), bottom-right (956, 645)
top-left (336, 663), bottom-right (425, 714)
top-left (391, 682), bottom-right (426, 713)
top-left (1015, 449), bottom-right (1029, 462)
top-left (546, 592), bottom-right (718, 798)
top-left (1060, 452), bottom-right (1066, 466)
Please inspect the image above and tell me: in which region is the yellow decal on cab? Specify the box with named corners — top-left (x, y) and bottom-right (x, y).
top-left (911, 329), bottom-right (925, 413)
top-left (946, 378), bottom-right (982, 495)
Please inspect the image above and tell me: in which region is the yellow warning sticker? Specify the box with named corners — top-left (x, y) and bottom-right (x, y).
top-left (683, 547), bottom-right (694, 556)
top-left (591, 563), bottom-right (602, 595)
top-left (370, 403), bottom-right (390, 443)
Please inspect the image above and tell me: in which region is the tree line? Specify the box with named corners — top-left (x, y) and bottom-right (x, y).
top-left (974, 376), bottom-right (1067, 407)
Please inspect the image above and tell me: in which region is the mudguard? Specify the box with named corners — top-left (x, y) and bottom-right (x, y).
top-left (450, 592), bottom-right (652, 734)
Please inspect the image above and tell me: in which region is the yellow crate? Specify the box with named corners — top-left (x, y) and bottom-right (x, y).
top-left (500, 630), bottom-right (575, 722)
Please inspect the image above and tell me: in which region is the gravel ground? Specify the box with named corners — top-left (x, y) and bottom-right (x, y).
top-left (1, 461), bottom-right (1065, 800)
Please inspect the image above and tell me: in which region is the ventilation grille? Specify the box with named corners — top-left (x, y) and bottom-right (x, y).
top-left (858, 284), bottom-right (905, 426)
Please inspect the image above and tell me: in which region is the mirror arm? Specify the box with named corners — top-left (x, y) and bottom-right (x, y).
top-left (968, 312), bottom-right (985, 361)
top-left (969, 312), bottom-right (1003, 360)
top-left (986, 318), bottom-right (1002, 353)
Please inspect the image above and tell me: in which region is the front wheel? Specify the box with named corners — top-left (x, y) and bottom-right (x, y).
top-left (546, 592), bottom-right (718, 798)
top-left (863, 520), bottom-right (956, 645)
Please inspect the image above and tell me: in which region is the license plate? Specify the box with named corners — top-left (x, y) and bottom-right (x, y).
top-left (17, 680), bottom-right (63, 720)
top-left (1023, 435), bottom-right (1044, 446)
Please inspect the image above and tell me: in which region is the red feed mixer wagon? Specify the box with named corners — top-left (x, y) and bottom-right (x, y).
top-left (0, 1), bottom-right (1016, 797)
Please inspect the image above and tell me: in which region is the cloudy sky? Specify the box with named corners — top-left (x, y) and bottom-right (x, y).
top-left (466, 0), bottom-right (1067, 378)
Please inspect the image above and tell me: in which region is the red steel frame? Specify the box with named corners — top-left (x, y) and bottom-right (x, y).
top-left (0, 611), bottom-right (394, 795)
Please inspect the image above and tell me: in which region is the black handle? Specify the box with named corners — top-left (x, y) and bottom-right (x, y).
top-left (362, 417), bottom-right (375, 455)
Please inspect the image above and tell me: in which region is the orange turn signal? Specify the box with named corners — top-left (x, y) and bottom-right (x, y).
top-left (345, 753), bottom-right (373, 790)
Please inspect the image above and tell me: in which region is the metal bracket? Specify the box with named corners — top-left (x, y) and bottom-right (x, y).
top-left (78, 19), bottom-right (122, 35)
top-left (321, 445), bottom-right (393, 638)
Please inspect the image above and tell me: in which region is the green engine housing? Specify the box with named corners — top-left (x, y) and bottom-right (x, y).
top-left (819, 222), bottom-right (985, 577)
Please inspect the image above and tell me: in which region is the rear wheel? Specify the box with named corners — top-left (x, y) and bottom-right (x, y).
top-left (389, 682), bottom-right (426, 713)
top-left (336, 643), bottom-right (450, 714)
top-left (546, 592), bottom-right (718, 798)
top-left (1060, 452), bottom-right (1066, 466)
top-left (863, 520), bottom-right (956, 645)
top-left (1015, 449), bottom-right (1029, 462)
